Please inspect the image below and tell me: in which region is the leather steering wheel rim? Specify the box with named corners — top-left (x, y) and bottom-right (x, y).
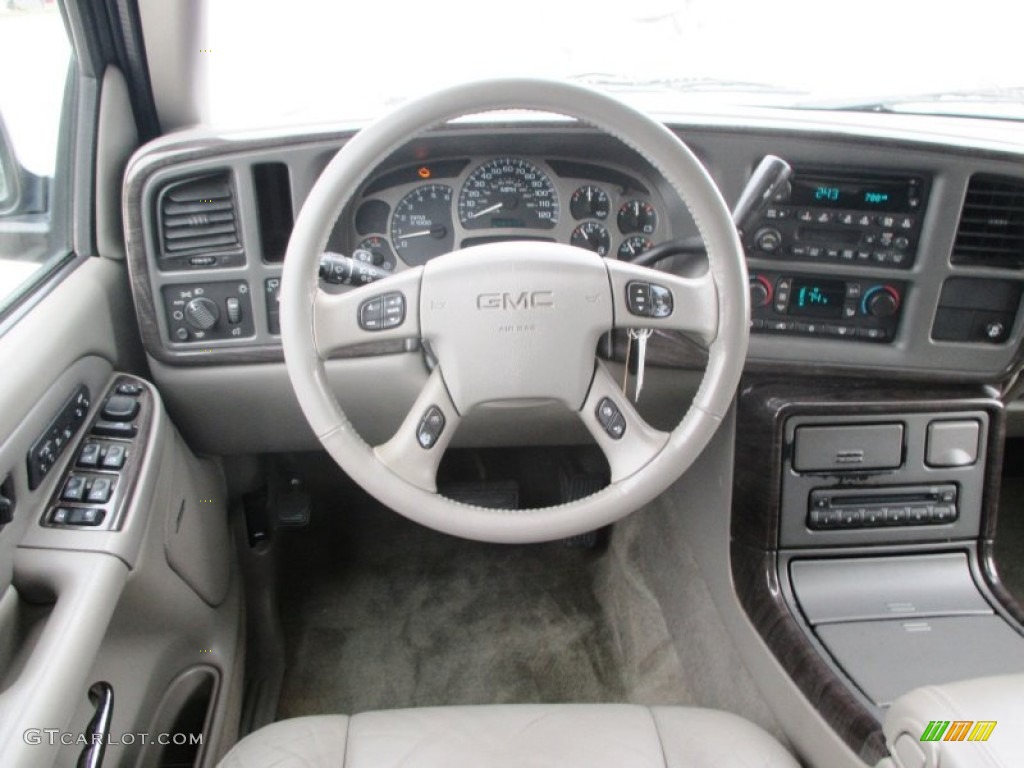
top-left (281, 78), bottom-right (749, 544)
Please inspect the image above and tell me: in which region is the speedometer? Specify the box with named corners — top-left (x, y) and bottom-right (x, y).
top-left (458, 157), bottom-right (559, 230)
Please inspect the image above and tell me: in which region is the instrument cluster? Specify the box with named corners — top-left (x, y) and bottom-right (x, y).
top-left (342, 156), bottom-right (669, 270)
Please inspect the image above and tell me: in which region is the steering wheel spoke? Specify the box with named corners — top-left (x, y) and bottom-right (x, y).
top-left (313, 267), bottom-right (423, 358)
top-left (373, 367), bottom-right (460, 493)
top-left (580, 361), bottom-right (669, 483)
top-left (606, 259), bottom-right (719, 346)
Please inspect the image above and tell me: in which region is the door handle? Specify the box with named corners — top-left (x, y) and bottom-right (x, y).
top-left (77, 681), bottom-right (114, 768)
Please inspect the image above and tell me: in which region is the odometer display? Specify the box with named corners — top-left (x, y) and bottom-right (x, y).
top-left (458, 157), bottom-right (559, 230)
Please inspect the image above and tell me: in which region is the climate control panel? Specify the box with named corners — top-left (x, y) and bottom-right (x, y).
top-left (749, 271), bottom-right (905, 342)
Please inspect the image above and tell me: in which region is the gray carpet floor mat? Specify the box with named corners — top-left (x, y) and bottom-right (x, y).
top-left (275, 497), bottom-right (686, 718)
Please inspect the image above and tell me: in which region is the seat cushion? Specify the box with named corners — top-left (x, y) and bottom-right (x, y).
top-left (884, 674), bottom-right (1024, 768)
top-left (219, 704), bottom-right (798, 768)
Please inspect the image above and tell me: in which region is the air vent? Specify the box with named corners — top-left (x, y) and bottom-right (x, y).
top-left (952, 174), bottom-right (1024, 269)
top-left (156, 173), bottom-right (244, 270)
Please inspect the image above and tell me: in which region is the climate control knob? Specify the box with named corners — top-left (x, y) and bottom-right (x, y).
top-left (184, 297), bottom-right (220, 330)
top-left (862, 286), bottom-right (901, 318)
top-left (748, 276), bottom-right (773, 307)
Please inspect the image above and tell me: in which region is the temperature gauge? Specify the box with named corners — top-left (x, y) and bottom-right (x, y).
top-left (617, 200), bottom-right (658, 235)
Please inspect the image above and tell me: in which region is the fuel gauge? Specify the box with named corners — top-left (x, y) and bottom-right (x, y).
top-left (571, 221), bottom-right (611, 256)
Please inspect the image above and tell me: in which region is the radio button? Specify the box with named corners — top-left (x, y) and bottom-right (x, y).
top-left (858, 327), bottom-right (888, 341)
top-left (826, 248), bottom-right (839, 259)
top-left (864, 507), bottom-right (886, 526)
top-left (899, 216), bottom-right (915, 229)
top-left (806, 247), bottom-right (821, 258)
top-left (857, 214), bottom-right (872, 227)
top-left (845, 284), bottom-right (862, 298)
top-left (856, 251), bottom-right (871, 261)
top-left (798, 210), bottom-right (813, 222)
top-left (840, 249), bottom-right (855, 261)
top-left (754, 228), bottom-right (783, 253)
top-left (877, 215), bottom-right (897, 228)
top-left (839, 213), bottom-right (855, 225)
top-left (816, 212), bottom-right (832, 224)
top-left (885, 506), bottom-right (907, 525)
top-left (791, 246), bottom-right (807, 257)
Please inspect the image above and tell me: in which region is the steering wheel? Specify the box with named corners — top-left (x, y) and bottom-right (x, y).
top-left (281, 79), bottom-right (749, 544)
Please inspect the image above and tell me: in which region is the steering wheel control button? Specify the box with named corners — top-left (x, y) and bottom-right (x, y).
top-left (627, 281), bottom-right (650, 316)
top-left (416, 406), bottom-right (446, 449)
top-left (649, 284), bottom-right (674, 318)
top-left (626, 281), bottom-right (673, 318)
top-left (382, 292), bottom-right (406, 329)
top-left (358, 296), bottom-right (384, 330)
top-left (359, 292), bottom-right (406, 331)
top-left (595, 398), bottom-right (626, 440)
top-left (102, 395), bottom-right (140, 422)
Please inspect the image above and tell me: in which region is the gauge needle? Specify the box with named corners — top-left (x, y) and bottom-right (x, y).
top-left (401, 229), bottom-right (433, 239)
top-left (467, 202), bottom-right (503, 219)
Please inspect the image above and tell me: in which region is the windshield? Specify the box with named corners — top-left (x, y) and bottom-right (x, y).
top-left (205, 0), bottom-right (1024, 127)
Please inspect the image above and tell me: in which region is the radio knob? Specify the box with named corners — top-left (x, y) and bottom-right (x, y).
top-left (748, 276), bottom-right (773, 307)
top-left (863, 286), bottom-right (900, 318)
top-left (753, 227), bottom-right (783, 253)
top-left (184, 297), bottom-right (220, 330)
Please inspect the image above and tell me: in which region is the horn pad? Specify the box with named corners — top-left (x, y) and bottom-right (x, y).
top-left (420, 242), bottom-right (613, 414)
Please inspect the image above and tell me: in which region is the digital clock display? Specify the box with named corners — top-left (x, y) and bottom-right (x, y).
top-left (791, 176), bottom-right (914, 212)
top-left (788, 278), bottom-right (846, 318)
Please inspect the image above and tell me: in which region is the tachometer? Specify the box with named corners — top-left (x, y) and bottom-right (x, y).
top-left (390, 184), bottom-right (455, 266)
top-left (458, 157), bottom-right (559, 230)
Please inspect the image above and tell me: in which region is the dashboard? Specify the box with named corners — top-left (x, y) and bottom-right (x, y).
top-left (121, 117), bottom-right (1024, 453)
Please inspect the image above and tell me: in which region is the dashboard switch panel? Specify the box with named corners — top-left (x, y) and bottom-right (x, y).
top-left (162, 281), bottom-right (255, 343)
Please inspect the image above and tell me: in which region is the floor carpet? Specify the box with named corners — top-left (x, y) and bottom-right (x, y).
top-left (274, 492), bottom-right (682, 718)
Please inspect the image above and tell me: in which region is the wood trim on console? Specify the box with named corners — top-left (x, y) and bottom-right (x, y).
top-left (729, 376), bottom-right (1008, 763)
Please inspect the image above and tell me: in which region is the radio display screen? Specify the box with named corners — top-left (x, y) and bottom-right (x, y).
top-left (791, 177), bottom-right (914, 212)
top-left (788, 279), bottom-right (846, 318)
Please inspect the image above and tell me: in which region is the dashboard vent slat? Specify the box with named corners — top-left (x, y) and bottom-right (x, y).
top-left (952, 174), bottom-right (1024, 268)
top-left (157, 173), bottom-right (242, 261)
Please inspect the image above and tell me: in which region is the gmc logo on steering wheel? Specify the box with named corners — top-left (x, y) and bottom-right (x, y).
top-left (476, 291), bottom-right (555, 310)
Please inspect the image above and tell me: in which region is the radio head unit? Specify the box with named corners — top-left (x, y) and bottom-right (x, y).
top-left (746, 168), bottom-right (930, 270)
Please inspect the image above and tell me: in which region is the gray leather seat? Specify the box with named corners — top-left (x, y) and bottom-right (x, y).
top-left (219, 704), bottom-right (799, 768)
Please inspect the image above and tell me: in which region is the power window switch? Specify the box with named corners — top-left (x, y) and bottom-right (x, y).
top-left (51, 507), bottom-right (71, 524)
top-left (102, 444), bottom-right (127, 469)
top-left (67, 507), bottom-right (104, 526)
top-left (86, 477), bottom-right (113, 504)
top-left (62, 475), bottom-right (88, 502)
top-left (78, 442), bottom-right (101, 467)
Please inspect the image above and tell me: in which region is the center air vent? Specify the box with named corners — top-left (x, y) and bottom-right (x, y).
top-left (156, 172), bottom-right (244, 270)
top-left (951, 174), bottom-right (1024, 269)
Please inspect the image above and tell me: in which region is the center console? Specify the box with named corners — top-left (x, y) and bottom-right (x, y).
top-left (730, 379), bottom-right (1024, 764)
